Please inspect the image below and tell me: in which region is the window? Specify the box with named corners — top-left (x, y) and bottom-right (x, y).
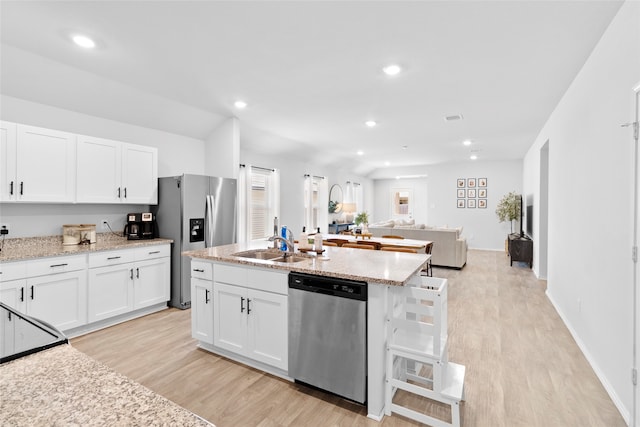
top-left (238, 165), bottom-right (280, 242)
top-left (304, 174), bottom-right (328, 233)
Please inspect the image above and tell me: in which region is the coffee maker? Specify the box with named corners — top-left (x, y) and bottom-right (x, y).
top-left (124, 212), bottom-right (158, 240)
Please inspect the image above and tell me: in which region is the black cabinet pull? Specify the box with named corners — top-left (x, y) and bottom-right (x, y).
top-left (205, 289), bottom-right (210, 304)
top-left (117, 187), bottom-right (121, 198)
top-left (247, 298), bottom-right (252, 315)
top-left (124, 187), bottom-right (127, 198)
top-left (136, 267), bottom-right (139, 278)
top-left (148, 251), bottom-right (160, 255)
top-left (49, 263), bottom-right (68, 268)
top-left (9, 181), bottom-right (13, 195)
top-left (20, 181), bottom-right (24, 195)
top-left (7, 311), bottom-right (11, 321)
top-left (30, 285), bottom-right (34, 300)
top-left (107, 256), bottom-right (121, 260)
top-left (240, 297), bottom-right (245, 313)
top-left (193, 268), bottom-right (205, 273)
top-left (20, 287), bottom-right (24, 302)
top-left (130, 268), bottom-right (134, 280)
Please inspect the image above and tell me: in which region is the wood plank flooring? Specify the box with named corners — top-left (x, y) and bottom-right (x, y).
top-left (71, 250), bottom-right (627, 427)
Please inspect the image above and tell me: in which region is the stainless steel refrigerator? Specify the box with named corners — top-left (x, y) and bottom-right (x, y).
top-left (152, 174), bottom-right (237, 309)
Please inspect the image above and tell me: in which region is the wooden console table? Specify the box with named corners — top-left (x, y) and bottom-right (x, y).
top-left (508, 234), bottom-right (533, 268)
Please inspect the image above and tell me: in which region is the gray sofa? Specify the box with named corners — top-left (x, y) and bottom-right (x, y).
top-left (368, 224), bottom-right (467, 269)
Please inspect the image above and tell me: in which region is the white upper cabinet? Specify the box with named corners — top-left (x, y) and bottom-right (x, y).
top-left (16, 124), bottom-right (77, 203)
top-left (77, 137), bottom-right (157, 204)
top-left (0, 121), bottom-right (158, 205)
top-left (0, 121), bottom-right (17, 202)
top-left (121, 143), bottom-right (158, 204)
top-left (76, 135), bottom-right (122, 203)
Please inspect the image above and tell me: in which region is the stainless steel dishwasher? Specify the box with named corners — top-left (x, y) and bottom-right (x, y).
top-left (288, 272), bottom-right (367, 404)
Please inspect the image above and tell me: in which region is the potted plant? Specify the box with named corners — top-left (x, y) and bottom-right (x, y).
top-left (354, 211), bottom-right (369, 233)
top-left (496, 191), bottom-right (521, 234)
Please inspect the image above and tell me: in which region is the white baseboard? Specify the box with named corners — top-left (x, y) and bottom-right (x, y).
top-left (546, 290), bottom-right (630, 425)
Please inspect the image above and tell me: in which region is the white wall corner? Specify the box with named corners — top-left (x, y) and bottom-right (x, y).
top-left (204, 117), bottom-right (240, 179)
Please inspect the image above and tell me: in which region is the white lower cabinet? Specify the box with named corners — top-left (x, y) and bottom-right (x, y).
top-left (87, 245), bottom-right (170, 323)
top-left (0, 257), bottom-right (86, 331)
top-left (211, 263), bottom-right (288, 371)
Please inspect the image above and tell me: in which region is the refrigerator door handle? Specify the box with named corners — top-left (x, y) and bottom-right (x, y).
top-left (205, 194), bottom-right (215, 247)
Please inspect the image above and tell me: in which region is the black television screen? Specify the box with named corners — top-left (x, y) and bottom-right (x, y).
top-left (525, 194), bottom-right (533, 238)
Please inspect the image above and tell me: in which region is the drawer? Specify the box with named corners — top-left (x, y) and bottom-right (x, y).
top-left (214, 263), bottom-right (247, 286)
top-left (0, 261), bottom-right (27, 281)
top-left (191, 260), bottom-right (213, 281)
top-left (89, 250), bottom-right (136, 268)
top-left (135, 245), bottom-right (170, 261)
top-left (247, 268), bottom-right (288, 295)
top-left (27, 254), bottom-right (87, 277)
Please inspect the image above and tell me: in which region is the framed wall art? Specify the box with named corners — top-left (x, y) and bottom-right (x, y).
top-left (457, 199), bottom-right (465, 208)
top-left (467, 199), bottom-right (476, 208)
top-left (467, 189), bottom-right (476, 198)
top-left (478, 178), bottom-right (487, 187)
top-left (457, 189), bottom-right (465, 198)
top-left (467, 178), bottom-right (476, 188)
top-left (457, 179), bottom-right (466, 188)
top-left (478, 189), bottom-right (487, 198)
top-left (478, 199), bottom-right (487, 208)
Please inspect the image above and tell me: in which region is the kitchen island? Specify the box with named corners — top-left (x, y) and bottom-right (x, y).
top-left (183, 241), bottom-right (430, 421)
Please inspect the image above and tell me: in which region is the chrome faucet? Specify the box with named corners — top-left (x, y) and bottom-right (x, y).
top-left (268, 229), bottom-right (295, 257)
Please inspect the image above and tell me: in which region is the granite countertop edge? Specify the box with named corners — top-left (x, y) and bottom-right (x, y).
top-left (0, 234), bottom-right (173, 262)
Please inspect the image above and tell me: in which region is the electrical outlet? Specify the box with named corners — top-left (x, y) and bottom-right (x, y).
top-left (0, 223), bottom-right (9, 235)
top-left (101, 220), bottom-right (108, 231)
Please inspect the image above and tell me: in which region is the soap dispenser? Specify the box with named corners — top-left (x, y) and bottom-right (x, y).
top-left (299, 227), bottom-right (309, 250)
top-left (314, 227), bottom-right (323, 251)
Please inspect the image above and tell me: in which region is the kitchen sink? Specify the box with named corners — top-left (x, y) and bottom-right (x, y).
top-left (231, 250), bottom-right (308, 263)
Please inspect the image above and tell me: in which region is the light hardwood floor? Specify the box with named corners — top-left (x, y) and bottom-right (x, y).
top-left (71, 250), bottom-right (627, 427)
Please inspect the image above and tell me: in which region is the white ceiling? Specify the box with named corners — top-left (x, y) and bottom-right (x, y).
top-left (0, 1), bottom-right (624, 177)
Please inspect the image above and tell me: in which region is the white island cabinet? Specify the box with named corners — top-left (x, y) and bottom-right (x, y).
top-left (191, 260), bottom-right (289, 373)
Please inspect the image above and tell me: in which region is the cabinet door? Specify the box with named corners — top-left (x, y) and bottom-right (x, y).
top-left (16, 124), bottom-right (76, 202)
top-left (0, 279), bottom-right (27, 313)
top-left (76, 135), bottom-right (122, 203)
top-left (122, 143), bottom-right (158, 204)
top-left (133, 257), bottom-right (169, 309)
top-left (213, 282), bottom-right (246, 354)
top-left (0, 121), bottom-right (17, 201)
top-left (88, 264), bottom-right (134, 322)
top-left (247, 288), bottom-right (288, 370)
top-left (191, 277), bottom-right (214, 344)
top-left (26, 270), bottom-right (87, 331)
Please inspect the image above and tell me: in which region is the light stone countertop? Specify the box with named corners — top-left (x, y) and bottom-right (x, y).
top-left (183, 240), bottom-right (429, 286)
top-left (0, 344), bottom-right (213, 427)
top-left (0, 233), bottom-right (173, 262)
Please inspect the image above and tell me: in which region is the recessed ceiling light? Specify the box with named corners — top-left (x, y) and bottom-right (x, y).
top-left (463, 140), bottom-right (472, 146)
top-left (365, 120), bottom-right (377, 127)
top-left (72, 34), bottom-right (95, 49)
top-left (445, 114), bottom-right (464, 121)
top-left (357, 150), bottom-right (364, 156)
top-left (382, 64), bottom-right (402, 76)
top-left (470, 154), bottom-right (478, 160)
top-left (402, 145), bottom-right (408, 150)
top-left (234, 100), bottom-right (247, 109)
top-left (384, 161), bottom-right (390, 166)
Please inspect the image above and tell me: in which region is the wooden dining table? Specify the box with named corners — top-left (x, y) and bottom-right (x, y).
top-left (321, 233), bottom-right (431, 253)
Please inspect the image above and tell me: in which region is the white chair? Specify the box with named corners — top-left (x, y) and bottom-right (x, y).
top-left (385, 276), bottom-right (465, 427)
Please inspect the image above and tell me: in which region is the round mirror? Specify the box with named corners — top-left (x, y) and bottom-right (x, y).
top-left (328, 184), bottom-right (343, 213)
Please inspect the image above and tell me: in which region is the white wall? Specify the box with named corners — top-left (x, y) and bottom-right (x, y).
top-left (373, 160), bottom-right (523, 250)
top-left (205, 117), bottom-right (240, 179)
top-left (0, 95), bottom-right (205, 238)
top-left (522, 1), bottom-right (639, 422)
